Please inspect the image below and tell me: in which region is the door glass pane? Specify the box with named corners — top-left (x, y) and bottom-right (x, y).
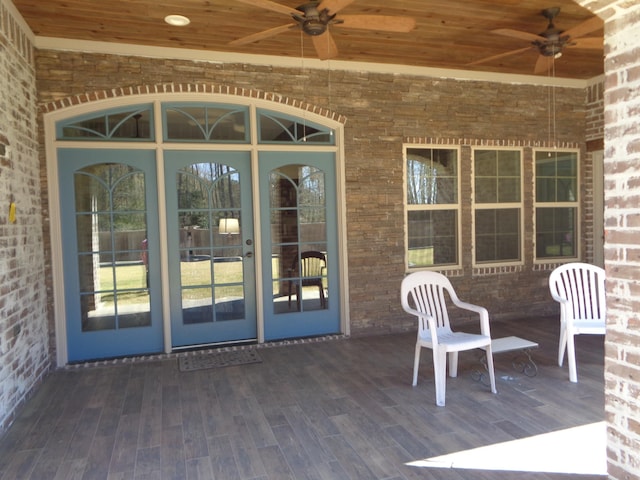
top-left (176, 163), bottom-right (245, 324)
top-left (74, 164), bottom-right (150, 332)
top-left (182, 287), bottom-right (213, 324)
top-left (270, 165), bottom-right (328, 313)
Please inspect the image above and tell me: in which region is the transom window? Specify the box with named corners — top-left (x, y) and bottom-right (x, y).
top-left (57, 103), bottom-right (336, 145)
top-left (258, 109), bottom-right (335, 144)
top-left (535, 150), bottom-right (579, 260)
top-left (473, 148), bottom-right (522, 264)
top-left (163, 104), bottom-right (249, 142)
top-left (57, 105), bottom-right (154, 141)
top-left (405, 146), bottom-right (459, 269)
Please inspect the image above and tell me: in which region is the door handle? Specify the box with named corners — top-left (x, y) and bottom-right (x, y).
top-left (244, 252), bottom-right (253, 258)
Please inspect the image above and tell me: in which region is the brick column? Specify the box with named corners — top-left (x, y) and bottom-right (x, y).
top-left (603, 5), bottom-right (640, 479)
top-left (576, 1), bottom-right (640, 478)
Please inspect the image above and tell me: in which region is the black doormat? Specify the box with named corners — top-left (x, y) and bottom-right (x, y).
top-left (178, 349), bottom-right (262, 372)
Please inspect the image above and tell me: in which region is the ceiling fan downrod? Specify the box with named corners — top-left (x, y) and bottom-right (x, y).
top-left (534, 7), bottom-right (569, 57)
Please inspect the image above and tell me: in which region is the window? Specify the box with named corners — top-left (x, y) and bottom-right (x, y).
top-left (163, 104), bottom-right (249, 142)
top-left (258, 110), bottom-right (335, 144)
top-left (535, 150), bottom-right (579, 260)
top-left (473, 149), bottom-right (522, 264)
top-left (57, 105), bottom-right (154, 141)
top-left (405, 146), bottom-right (459, 268)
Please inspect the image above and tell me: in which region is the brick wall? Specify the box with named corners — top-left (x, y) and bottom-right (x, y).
top-left (583, 77), bottom-right (605, 264)
top-left (0, 0), bottom-right (50, 432)
top-left (586, 78), bottom-right (605, 144)
top-left (598, 3), bottom-right (640, 478)
top-left (35, 51), bottom-right (592, 345)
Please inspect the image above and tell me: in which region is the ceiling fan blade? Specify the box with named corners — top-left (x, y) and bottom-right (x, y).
top-left (492, 28), bottom-right (546, 43)
top-left (317, 0), bottom-right (356, 16)
top-left (337, 15), bottom-right (416, 33)
top-left (467, 46), bottom-right (534, 66)
top-left (534, 55), bottom-right (554, 74)
top-left (312, 31), bottom-right (338, 60)
top-left (229, 23), bottom-right (296, 46)
top-left (563, 15), bottom-right (603, 39)
top-left (232, 0), bottom-right (299, 16)
top-left (568, 37), bottom-right (603, 49)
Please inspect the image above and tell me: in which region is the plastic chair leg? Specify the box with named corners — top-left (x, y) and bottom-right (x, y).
top-left (558, 328), bottom-right (567, 366)
top-left (484, 346), bottom-right (498, 394)
top-left (567, 334), bottom-right (578, 383)
top-left (433, 348), bottom-right (447, 406)
top-left (412, 344), bottom-right (421, 387)
top-left (449, 351), bottom-right (459, 378)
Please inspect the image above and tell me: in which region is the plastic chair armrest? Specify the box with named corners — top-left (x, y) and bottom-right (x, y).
top-left (549, 291), bottom-right (569, 304)
top-left (402, 305), bottom-right (439, 339)
top-left (451, 299), bottom-right (491, 336)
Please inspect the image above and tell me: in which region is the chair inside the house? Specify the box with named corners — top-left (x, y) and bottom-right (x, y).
top-left (401, 271), bottom-right (497, 406)
top-left (548, 262), bottom-right (607, 383)
top-left (288, 250), bottom-right (327, 309)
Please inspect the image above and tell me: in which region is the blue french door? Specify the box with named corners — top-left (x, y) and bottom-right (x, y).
top-left (58, 149), bottom-right (163, 362)
top-left (259, 151), bottom-right (340, 340)
top-left (164, 151), bottom-right (257, 347)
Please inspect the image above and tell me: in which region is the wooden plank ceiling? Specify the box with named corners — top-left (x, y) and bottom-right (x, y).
top-left (12, 0), bottom-right (604, 79)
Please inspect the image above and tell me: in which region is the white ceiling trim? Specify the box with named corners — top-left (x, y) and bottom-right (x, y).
top-left (35, 36), bottom-right (589, 89)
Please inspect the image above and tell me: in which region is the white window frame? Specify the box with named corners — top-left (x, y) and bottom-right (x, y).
top-left (404, 144), bottom-right (461, 271)
top-left (472, 147), bottom-right (524, 267)
top-left (533, 148), bottom-right (580, 263)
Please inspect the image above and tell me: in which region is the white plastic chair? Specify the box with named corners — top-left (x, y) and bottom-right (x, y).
top-left (401, 271), bottom-right (497, 406)
top-left (548, 262), bottom-right (606, 383)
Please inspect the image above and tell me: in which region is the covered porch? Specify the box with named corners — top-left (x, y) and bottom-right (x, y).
top-left (0, 316), bottom-right (605, 479)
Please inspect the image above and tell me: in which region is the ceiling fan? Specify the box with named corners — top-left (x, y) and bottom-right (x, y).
top-left (469, 7), bottom-right (603, 74)
top-left (229, 0), bottom-right (416, 60)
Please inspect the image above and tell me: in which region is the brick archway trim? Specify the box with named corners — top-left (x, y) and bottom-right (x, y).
top-left (39, 82), bottom-right (347, 125)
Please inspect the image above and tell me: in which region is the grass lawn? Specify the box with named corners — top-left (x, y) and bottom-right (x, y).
top-left (97, 258), bottom-right (259, 305)
top-left (96, 256), bottom-right (323, 306)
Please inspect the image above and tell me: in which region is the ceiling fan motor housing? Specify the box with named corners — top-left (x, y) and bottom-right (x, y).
top-left (536, 41), bottom-right (563, 57)
top-left (534, 27), bottom-right (570, 57)
top-left (295, 2), bottom-right (336, 35)
top-left (303, 18), bottom-right (326, 35)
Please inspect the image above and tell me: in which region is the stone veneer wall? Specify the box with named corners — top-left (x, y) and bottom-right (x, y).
top-left (0, 0), bottom-right (50, 432)
top-left (35, 50), bottom-right (592, 350)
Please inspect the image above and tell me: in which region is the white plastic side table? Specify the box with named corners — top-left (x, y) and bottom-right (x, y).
top-left (473, 336), bottom-right (539, 384)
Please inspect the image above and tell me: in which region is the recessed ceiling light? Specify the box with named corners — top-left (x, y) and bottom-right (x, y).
top-left (164, 15), bottom-right (190, 27)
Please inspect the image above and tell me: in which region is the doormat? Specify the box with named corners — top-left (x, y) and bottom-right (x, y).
top-left (178, 349), bottom-right (262, 372)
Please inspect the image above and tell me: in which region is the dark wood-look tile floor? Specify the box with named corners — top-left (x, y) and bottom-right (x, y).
top-left (0, 316), bottom-right (606, 480)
